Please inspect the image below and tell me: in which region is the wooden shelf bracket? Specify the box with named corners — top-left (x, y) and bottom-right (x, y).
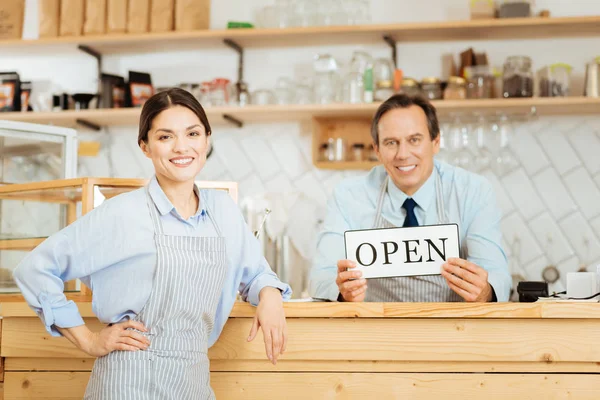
top-left (77, 45), bottom-right (103, 106)
top-left (223, 38), bottom-right (244, 84)
top-left (383, 35), bottom-right (397, 68)
top-left (222, 114), bottom-right (243, 128)
top-left (75, 118), bottom-right (101, 131)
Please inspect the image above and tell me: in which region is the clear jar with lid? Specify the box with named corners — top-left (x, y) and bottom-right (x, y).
top-left (321, 139), bottom-right (335, 161)
top-left (400, 78), bottom-right (421, 97)
top-left (502, 55), bottom-right (533, 98)
top-left (350, 143), bottom-right (365, 161)
top-left (444, 76), bottom-right (467, 100)
top-left (421, 77), bottom-right (443, 100)
top-left (538, 63), bottom-right (572, 97)
top-left (367, 144), bottom-right (378, 162)
top-left (373, 58), bottom-right (395, 101)
top-left (465, 65), bottom-right (493, 99)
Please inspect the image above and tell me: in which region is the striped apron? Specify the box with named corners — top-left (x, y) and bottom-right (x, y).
top-left (364, 169), bottom-right (463, 302)
top-left (84, 187), bottom-right (227, 399)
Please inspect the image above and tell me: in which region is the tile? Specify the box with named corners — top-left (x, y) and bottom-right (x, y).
top-left (214, 137), bottom-right (252, 181)
top-left (269, 135), bottom-right (309, 180)
top-left (238, 175), bottom-right (266, 199)
top-left (199, 152), bottom-right (227, 181)
top-left (567, 123), bottom-right (600, 175)
top-left (322, 172), bottom-right (348, 198)
top-left (500, 212), bottom-right (543, 265)
top-left (293, 171), bottom-right (329, 207)
top-left (524, 255), bottom-right (552, 282)
top-left (481, 170), bottom-right (515, 216)
top-left (531, 167), bottom-right (578, 221)
top-left (563, 167), bottom-right (600, 219)
top-left (558, 212), bottom-right (600, 263)
top-left (536, 131), bottom-right (581, 176)
top-left (509, 127), bottom-right (549, 176)
top-left (501, 169), bottom-right (545, 220)
top-left (528, 213), bottom-right (575, 264)
top-left (264, 173), bottom-right (295, 194)
top-left (109, 134), bottom-right (146, 178)
top-left (241, 136), bottom-right (281, 181)
top-left (590, 216), bottom-right (600, 242)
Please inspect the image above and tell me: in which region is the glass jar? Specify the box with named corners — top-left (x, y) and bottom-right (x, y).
top-left (367, 144), bottom-right (378, 161)
top-left (323, 139), bottom-right (336, 161)
top-left (333, 137), bottom-right (346, 161)
top-left (351, 143), bottom-right (365, 161)
top-left (444, 76), bottom-right (467, 100)
top-left (465, 65), bottom-right (493, 99)
top-left (502, 55), bottom-right (534, 98)
top-left (342, 71), bottom-right (364, 104)
top-left (538, 63), bottom-right (572, 97)
top-left (373, 58), bottom-right (395, 102)
top-left (400, 78), bottom-right (421, 96)
top-left (421, 77), bottom-right (443, 100)
top-left (350, 51), bottom-right (374, 103)
top-left (313, 53), bottom-right (340, 104)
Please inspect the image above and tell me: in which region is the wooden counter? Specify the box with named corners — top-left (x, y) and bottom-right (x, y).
top-left (1, 300), bottom-right (599, 399)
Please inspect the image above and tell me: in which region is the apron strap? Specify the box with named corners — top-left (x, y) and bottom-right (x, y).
top-left (199, 190), bottom-right (223, 238)
top-left (145, 186), bottom-right (165, 235)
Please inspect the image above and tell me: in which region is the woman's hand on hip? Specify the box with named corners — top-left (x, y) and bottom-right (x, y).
top-left (80, 320), bottom-right (150, 357)
top-left (248, 287), bottom-right (287, 365)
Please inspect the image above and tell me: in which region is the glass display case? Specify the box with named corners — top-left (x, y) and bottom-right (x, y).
top-left (0, 120), bottom-right (78, 183)
top-left (0, 178), bottom-right (238, 295)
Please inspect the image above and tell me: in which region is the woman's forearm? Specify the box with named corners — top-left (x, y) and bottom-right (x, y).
top-left (57, 324), bottom-right (94, 354)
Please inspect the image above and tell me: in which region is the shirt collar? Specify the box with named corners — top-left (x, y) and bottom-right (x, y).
top-left (148, 176), bottom-right (204, 218)
top-left (387, 165), bottom-right (437, 213)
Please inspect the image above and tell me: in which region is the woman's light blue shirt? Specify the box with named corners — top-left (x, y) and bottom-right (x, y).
top-left (13, 176), bottom-right (291, 347)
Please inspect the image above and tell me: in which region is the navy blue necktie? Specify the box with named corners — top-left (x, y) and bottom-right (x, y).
top-left (402, 198), bottom-right (419, 227)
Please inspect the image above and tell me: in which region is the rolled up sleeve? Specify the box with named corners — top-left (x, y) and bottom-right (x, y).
top-left (13, 232), bottom-right (87, 336)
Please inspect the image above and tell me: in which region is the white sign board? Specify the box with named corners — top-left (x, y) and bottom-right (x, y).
top-left (344, 224), bottom-right (460, 279)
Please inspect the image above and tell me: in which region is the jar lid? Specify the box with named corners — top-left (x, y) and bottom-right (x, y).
top-left (448, 76), bottom-right (466, 85)
top-left (549, 63), bottom-right (572, 72)
top-left (401, 78), bottom-right (418, 87)
top-left (352, 143), bottom-right (365, 148)
top-left (377, 80), bottom-right (393, 88)
top-left (320, 143), bottom-right (329, 149)
top-left (421, 77), bottom-right (440, 84)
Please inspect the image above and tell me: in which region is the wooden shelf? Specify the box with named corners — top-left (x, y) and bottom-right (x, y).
top-left (315, 161), bottom-right (380, 170)
top-left (0, 16), bottom-right (599, 54)
top-left (0, 238), bottom-right (46, 251)
top-left (1, 98), bottom-right (599, 129)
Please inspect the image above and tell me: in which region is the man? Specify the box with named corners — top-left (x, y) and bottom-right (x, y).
top-left (309, 94), bottom-right (510, 302)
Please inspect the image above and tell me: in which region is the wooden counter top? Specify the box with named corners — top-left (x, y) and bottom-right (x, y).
top-left (1, 297), bottom-right (599, 319)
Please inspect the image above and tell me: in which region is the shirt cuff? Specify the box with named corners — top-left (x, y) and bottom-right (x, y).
top-left (487, 271), bottom-right (509, 302)
top-left (38, 296), bottom-right (85, 337)
top-left (247, 277), bottom-right (292, 306)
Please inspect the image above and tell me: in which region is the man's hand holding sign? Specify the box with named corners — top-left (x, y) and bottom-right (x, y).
top-left (339, 224), bottom-right (493, 302)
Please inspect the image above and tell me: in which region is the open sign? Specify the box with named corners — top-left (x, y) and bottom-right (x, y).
top-left (344, 224), bottom-right (460, 279)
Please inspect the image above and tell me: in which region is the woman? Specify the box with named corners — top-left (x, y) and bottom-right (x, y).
top-left (13, 88), bottom-right (291, 399)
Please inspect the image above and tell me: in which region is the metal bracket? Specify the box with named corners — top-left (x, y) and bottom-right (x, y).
top-left (223, 39), bottom-right (244, 83)
top-left (223, 114), bottom-right (243, 128)
top-left (76, 119), bottom-right (102, 131)
top-left (383, 35), bottom-right (397, 68)
top-left (78, 45), bottom-right (103, 109)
